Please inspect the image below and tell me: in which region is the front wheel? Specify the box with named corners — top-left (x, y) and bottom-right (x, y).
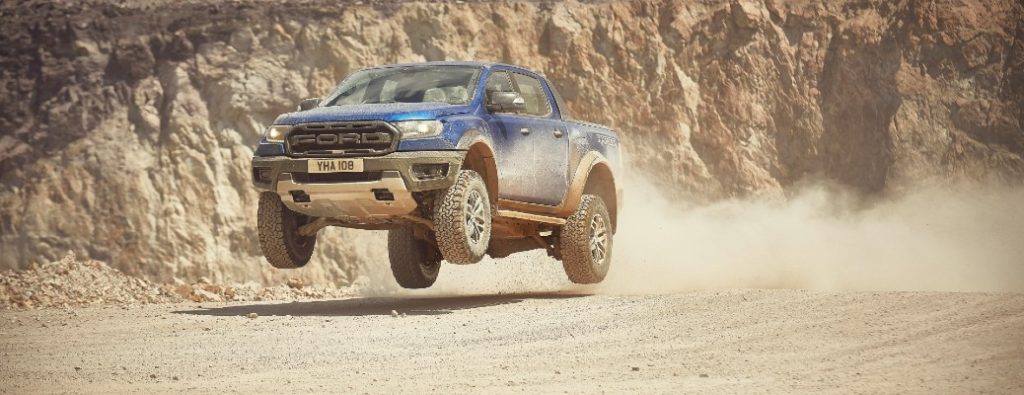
top-left (257, 192), bottom-right (316, 269)
top-left (433, 170), bottom-right (492, 264)
top-left (559, 194), bottom-right (613, 284)
top-left (388, 226), bottom-right (442, 289)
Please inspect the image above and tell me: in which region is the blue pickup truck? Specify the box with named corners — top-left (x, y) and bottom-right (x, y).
top-left (251, 61), bottom-right (621, 288)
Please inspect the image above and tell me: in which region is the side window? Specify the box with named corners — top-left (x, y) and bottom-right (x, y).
top-left (511, 73), bottom-right (552, 117)
top-left (485, 71), bottom-right (514, 95)
top-left (484, 71), bottom-right (516, 114)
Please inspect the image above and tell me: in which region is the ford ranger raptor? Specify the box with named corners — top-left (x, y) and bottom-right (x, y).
top-left (252, 62), bottom-right (621, 288)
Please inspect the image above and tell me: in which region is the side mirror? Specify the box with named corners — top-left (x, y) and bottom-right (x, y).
top-left (486, 91), bottom-right (526, 113)
top-left (298, 98), bottom-right (320, 111)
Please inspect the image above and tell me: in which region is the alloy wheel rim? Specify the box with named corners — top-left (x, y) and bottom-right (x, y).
top-left (589, 214), bottom-right (608, 264)
top-left (464, 190), bottom-right (487, 245)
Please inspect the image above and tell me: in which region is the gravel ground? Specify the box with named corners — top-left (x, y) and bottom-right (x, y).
top-left (1, 289), bottom-right (1022, 394)
top-left (0, 253), bottom-right (354, 309)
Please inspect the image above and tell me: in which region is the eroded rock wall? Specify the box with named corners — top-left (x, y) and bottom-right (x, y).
top-left (1, 0), bottom-right (1021, 285)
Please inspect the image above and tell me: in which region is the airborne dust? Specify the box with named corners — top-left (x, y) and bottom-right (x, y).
top-left (606, 176), bottom-right (1024, 294)
top-left (362, 174), bottom-right (1024, 297)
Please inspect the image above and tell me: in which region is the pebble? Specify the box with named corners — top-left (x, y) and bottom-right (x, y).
top-left (631, 367), bottom-right (640, 372)
top-left (246, 313), bottom-right (258, 319)
top-left (390, 310), bottom-right (399, 317)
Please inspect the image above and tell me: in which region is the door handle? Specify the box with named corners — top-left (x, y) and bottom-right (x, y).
top-left (520, 128), bottom-right (530, 135)
top-left (553, 130), bottom-right (564, 138)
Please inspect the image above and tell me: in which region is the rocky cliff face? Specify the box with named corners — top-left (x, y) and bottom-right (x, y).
top-left (1, 0), bottom-right (1021, 285)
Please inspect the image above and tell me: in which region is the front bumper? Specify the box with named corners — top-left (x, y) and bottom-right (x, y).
top-left (251, 151), bottom-right (465, 218)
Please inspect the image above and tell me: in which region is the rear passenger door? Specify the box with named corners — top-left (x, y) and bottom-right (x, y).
top-left (498, 72), bottom-right (569, 206)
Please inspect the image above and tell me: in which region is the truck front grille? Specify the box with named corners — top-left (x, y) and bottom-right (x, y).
top-left (286, 121), bottom-right (398, 157)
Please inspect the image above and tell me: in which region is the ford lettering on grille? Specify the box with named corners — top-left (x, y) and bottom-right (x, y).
top-left (286, 122), bottom-right (397, 157)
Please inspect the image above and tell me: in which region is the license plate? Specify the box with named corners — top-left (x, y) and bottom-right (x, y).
top-left (307, 158), bottom-right (364, 173)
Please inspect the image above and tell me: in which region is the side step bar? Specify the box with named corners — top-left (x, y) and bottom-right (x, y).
top-left (496, 209), bottom-right (566, 226)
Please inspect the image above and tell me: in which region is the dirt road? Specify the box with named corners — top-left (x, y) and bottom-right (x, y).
top-left (2, 289), bottom-right (1022, 394)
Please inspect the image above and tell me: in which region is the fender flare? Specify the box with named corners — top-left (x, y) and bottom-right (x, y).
top-left (565, 152), bottom-right (619, 227)
top-left (456, 129), bottom-right (499, 202)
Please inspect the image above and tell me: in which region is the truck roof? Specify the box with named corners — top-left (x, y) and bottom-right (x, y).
top-left (362, 61), bottom-right (535, 74)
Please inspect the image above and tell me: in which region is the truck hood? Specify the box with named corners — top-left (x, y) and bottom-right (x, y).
top-left (274, 102), bottom-right (474, 125)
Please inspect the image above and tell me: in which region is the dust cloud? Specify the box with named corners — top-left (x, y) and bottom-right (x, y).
top-left (604, 176), bottom-right (1024, 294)
top-left (360, 176), bottom-right (1024, 297)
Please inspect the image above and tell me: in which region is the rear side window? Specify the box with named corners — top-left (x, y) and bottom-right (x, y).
top-left (511, 73), bottom-right (552, 117)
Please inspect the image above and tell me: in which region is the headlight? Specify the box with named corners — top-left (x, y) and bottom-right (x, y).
top-left (393, 120), bottom-right (443, 139)
top-left (264, 125), bottom-right (292, 143)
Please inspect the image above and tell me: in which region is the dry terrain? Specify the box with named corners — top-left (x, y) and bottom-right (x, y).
top-left (2, 290), bottom-right (1022, 394)
top-left (3, 0), bottom-right (1021, 286)
top-left (1, 0), bottom-right (1022, 392)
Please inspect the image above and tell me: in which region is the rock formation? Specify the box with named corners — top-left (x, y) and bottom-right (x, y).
top-left (1, 0), bottom-right (1020, 285)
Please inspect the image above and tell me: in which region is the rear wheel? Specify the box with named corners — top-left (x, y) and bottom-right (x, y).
top-left (388, 226), bottom-right (442, 289)
top-left (559, 194), bottom-right (612, 284)
top-left (257, 192), bottom-right (316, 269)
top-left (433, 170), bottom-right (491, 264)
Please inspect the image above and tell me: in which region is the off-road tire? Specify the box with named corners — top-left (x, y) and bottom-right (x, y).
top-left (257, 192), bottom-right (316, 269)
top-left (559, 194), bottom-right (612, 284)
top-left (388, 226), bottom-right (442, 289)
top-left (433, 170), bottom-right (491, 264)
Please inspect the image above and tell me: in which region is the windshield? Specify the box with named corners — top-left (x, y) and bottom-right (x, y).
top-left (323, 66), bottom-right (481, 106)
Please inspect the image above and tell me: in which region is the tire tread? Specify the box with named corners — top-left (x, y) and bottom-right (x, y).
top-left (388, 226), bottom-right (441, 289)
top-left (560, 194), bottom-right (612, 284)
top-left (257, 192), bottom-right (315, 269)
top-left (433, 170), bottom-right (491, 264)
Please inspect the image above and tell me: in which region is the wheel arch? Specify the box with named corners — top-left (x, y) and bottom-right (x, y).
top-left (461, 141), bottom-right (498, 204)
top-left (580, 162), bottom-right (618, 232)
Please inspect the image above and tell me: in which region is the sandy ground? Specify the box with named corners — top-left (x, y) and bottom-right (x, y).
top-left (1, 289), bottom-right (1022, 394)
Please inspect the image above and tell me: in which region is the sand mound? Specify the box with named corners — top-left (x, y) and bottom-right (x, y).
top-left (0, 252), bottom-right (353, 309)
top-left (0, 252), bottom-right (179, 308)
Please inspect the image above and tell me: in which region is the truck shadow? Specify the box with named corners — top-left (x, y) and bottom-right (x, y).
top-left (172, 292), bottom-right (590, 317)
